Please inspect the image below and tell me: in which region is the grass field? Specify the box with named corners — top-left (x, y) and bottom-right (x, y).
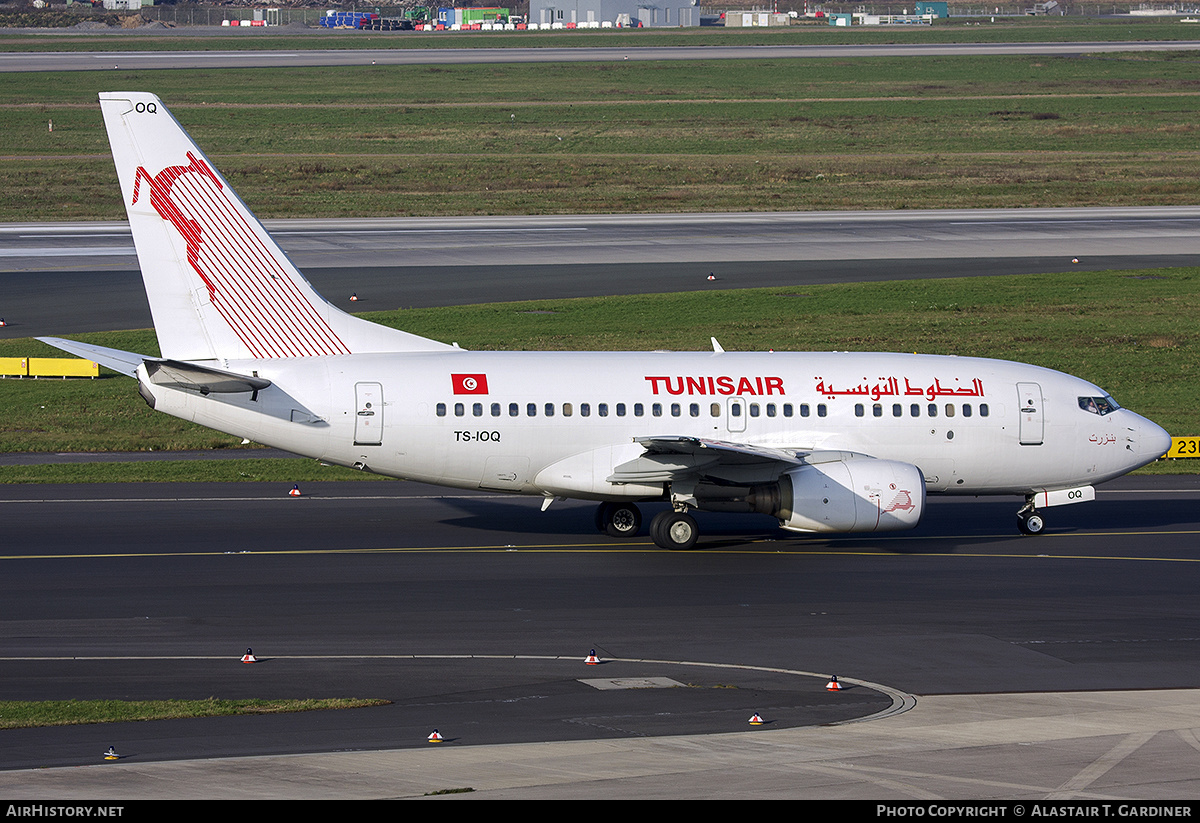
top-left (0, 698), bottom-right (389, 729)
top-left (1, 269), bottom-right (1194, 469)
top-left (7, 48), bottom-right (1200, 217)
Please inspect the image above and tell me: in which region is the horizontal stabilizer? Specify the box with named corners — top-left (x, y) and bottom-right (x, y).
top-left (37, 336), bottom-right (271, 396)
top-left (145, 360), bottom-right (272, 395)
top-left (36, 337), bottom-right (145, 378)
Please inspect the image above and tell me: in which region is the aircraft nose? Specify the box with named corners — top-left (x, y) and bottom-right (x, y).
top-left (1126, 414), bottom-right (1172, 466)
top-left (1142, 418), bottom-right (1173, 462)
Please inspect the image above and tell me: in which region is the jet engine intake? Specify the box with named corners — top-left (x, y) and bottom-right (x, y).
top-left (775, 458), bottom-right (926, 534)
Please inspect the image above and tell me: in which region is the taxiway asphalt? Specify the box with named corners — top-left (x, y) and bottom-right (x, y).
top-left (1, 476), bottom-right (1199, 798)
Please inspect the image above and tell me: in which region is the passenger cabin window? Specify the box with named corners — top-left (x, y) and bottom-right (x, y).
top-left (436, 403), bottom-right (446, 417)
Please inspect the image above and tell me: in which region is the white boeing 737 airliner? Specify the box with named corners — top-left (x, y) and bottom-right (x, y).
top-left (40, 93), bottom-right (1172, 549)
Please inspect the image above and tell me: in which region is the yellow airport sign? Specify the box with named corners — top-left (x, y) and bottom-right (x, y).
top-left (3, 357), bottom-right (99, 378)
top-left (1167, 437), bottom-right (1200, 458)
top-left (0, 357), bottom-right (28, 377)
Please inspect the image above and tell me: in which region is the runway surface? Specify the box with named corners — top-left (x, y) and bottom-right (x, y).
top-left (0, 475), bottom-right (1199, 797)
top-left (4, 208), bottom-right (1199, 338)
top-left (3, 40), bottom-right (1200, 72)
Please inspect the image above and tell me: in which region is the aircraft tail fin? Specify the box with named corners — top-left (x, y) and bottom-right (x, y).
top-left (98, 92), bottom-right (453, 362)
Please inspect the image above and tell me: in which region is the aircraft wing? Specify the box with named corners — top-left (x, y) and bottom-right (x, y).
top-left (635, 435), bottom-right (805, 465)
top-left (609, 435), bottom-right (867, 485)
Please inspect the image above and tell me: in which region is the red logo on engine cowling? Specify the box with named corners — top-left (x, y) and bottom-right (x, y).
top-left (884, 490), bottom-right (915, 512)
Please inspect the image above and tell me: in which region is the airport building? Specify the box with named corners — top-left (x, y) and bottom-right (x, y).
top-left (529, 0), bottom-right (702, 27)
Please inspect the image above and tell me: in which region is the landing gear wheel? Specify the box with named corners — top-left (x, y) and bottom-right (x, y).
top-left (1017, 510), bottom-right (1046, 536)
top-left (650, 510), bottom-right (699, 551)
top-left (594, 503), bottom-right (610, 533)
top-left (595, 502), bottom-right (642, 538)
top-left (603, 503), bottom-right (642, 538)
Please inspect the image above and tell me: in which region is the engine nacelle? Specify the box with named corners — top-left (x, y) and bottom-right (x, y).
top-left (776, 457), bottom-right (925, 534)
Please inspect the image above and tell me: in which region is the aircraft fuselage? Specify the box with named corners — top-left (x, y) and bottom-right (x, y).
top-left (138, 349), bottom-right (1167, 501)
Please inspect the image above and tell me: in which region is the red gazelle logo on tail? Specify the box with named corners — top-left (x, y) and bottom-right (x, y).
top-left (132, 152), bottom-right (349, 359)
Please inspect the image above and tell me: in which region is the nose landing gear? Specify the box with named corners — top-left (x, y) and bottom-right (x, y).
top-left (1017, 499), bottom-right (1046, 536)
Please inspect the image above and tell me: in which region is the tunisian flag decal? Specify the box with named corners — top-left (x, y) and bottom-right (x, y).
top-left (451, 374), bottom-right (489, 395)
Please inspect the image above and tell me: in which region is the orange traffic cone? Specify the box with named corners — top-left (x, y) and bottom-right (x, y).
top-left (242, 648), bottom-right (257, 663)
top-left (585, 649), bottom-right (600, 665)
top-left (749, 713), bottom-right (764, 725)
top-left (826, 675), bottom-right (842, 691)
top-left (428, 729), bottom-right (443, 743)
top-left (289, 485), bottom-right (301, 497)
top-left (706, 273), bottom-right (716, 281)
top-left (350, 293), bottom-right (359, 302)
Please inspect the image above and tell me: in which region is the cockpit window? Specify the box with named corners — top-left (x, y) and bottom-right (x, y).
top-left (1078, 395), bottom-right (1121, 416)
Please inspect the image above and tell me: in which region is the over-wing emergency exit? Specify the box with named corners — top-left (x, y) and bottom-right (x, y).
top-left (39, 93), bottom-right (1173, 549)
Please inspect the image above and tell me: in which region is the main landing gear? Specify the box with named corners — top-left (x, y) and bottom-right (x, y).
top-left (594, 501), bottom-right (642, 539)
top-left (594, 502), bottom-right (700, 550)
top-left (1017, 498), bottom-right (1046, 536)
top-left (648, 510), bottom-right (699, 551)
